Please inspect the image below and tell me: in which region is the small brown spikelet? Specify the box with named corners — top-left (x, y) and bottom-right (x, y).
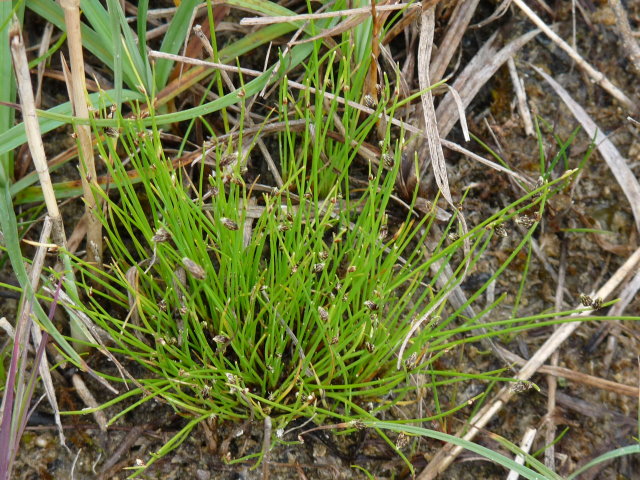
top-left (364, 300), bottom-right (378, 311)
top-left (182, 257), bottom-right (206, 280)
top-left (221, 217), bottom-right (239, 230)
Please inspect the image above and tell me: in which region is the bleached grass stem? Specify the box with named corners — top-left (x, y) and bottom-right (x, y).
top-left (239, 3), bottom-right (420, 26)
top-left (9, 21), bottom-right (63, 244)
top-left (60, 0), bottom-right (102, 268)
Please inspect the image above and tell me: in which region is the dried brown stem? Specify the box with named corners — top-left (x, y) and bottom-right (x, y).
top-left (506, 427), bottom-right (537, 480)
top-left (240, 3), bottom-right (420, 26)
top-left (20, 218), bottom-right (66, 447)
top-left (367, 1), bottom-right (380, 100)
top-left (504, 356), bottom-right (640, 398)
top-left (10, 16), bottom-right (92, 349)
top-left (506, 57), bottom-right (534, 136)
top-left (59, 0), bottom-right (102, 269)
top-left (418, 5), bottom-right (451, 204)
top-left (261, 416), bottom-right (272, 480)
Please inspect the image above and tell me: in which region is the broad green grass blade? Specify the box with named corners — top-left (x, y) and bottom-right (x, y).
top-left (106, 0), bottom-right (125, 110)
top-left (0, 89), bottom-right (143, 167)
top-left (0, 1), bottom-right (23, 178)
top-left (136, 0), bottom-right (148, 62)
top-left (20, 43), bottom-right (313, 130)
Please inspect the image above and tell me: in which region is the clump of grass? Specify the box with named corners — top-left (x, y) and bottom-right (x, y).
top-left (63, 64), bottom-right (580, 476)
top-left (76, 106), bottom-right (442, 424)
top-left (56, 8), bottom-right (582, 474)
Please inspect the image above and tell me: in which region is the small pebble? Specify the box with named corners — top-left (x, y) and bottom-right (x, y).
top-left (35, 436), bottom-right (49, 448)
top-left (196, 469), bottom-right (211, 480)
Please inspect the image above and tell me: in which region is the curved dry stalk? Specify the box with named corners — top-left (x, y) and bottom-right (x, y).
top-left (418, 7), bottom-right (451, 205)
top-left (416, 3), bottom-right (470, 279)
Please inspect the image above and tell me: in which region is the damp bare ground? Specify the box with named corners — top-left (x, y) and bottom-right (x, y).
top-left (3, 1), bottom-right (640, 479)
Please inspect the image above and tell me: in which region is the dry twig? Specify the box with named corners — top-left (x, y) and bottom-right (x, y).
top-left (506, 427), bottom-right (537, 480)
top-left (71, 373), bottom-right (108, 431)
top-left (545, 240), bottom-right (567, 471)
top-left (34, 23), bottom-right (55, 108)
top-left (240, 3), bottom-right (420, 26)
top-left (97, 425), bottom-right (146, 479)
top-left (11, 16), bottom-right (93, 348)
top-left (513, 0), bottom-right (636, 111)
top-left (9, 20), bottom-right (66, 247)
top-left (602, 267), bottom-right (640, 371)
top-left (261, 416), bottom-right (272, 480)
top-left (499, 352), bottom-right (640, 398)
